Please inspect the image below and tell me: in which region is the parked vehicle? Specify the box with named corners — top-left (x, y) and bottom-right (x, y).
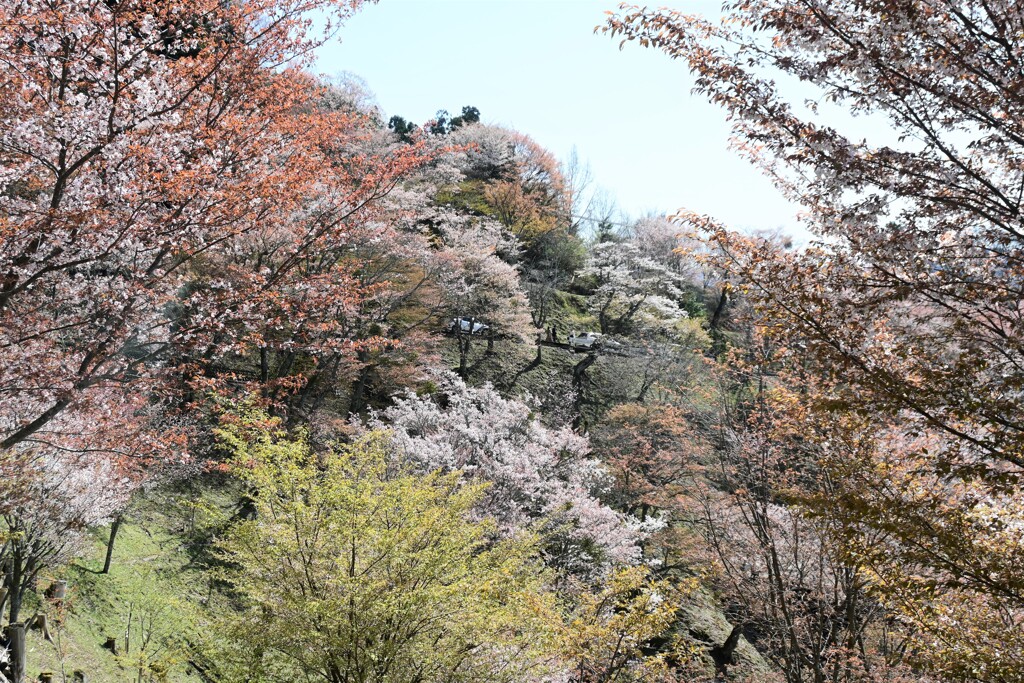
top-left (568, 331), bottom-right (602, 350)
top-left (447, 317), bottom-right (489, 335)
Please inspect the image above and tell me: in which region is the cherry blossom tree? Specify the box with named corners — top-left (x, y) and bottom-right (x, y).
top-left (445, 123), bottom-right (515, 181)
top-left (1, 450), bottom-right (133, 624)
top-left (590, 403), bottom-right (702, 521)
top-left (431, 216), bottom-right (534, 377)
top-left (369, 373), bottom-right (649, 572)
top-left (0, 8), bottom-right (430, 676)
top-left (693, 380), bottom-right (920, 683)
top-left (630, 216), bottom-right (704, 290)
top-left (580, 241), bottom-right (690, 336)
top-left (0, 0), bottom-right (428, 464)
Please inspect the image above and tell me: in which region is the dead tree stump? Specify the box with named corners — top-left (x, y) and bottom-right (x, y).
top-left (26, 614), bottom-right (52, 643)
top-left (44, 581), bottom-right (66, 602)
top-left (6, 623), bottom-right (25, 683)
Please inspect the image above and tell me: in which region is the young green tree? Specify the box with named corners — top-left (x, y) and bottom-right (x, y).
top-left (199, 416), bottom-right (559, 683)
top-left (113, 566), bottom-right (193, 683)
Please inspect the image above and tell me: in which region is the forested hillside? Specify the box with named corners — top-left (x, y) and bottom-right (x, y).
top-left (1, 1), bottom-right (1022, 683)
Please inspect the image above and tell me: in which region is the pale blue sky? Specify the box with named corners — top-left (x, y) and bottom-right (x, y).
top-left (315, 0), bottom-right (801, 233)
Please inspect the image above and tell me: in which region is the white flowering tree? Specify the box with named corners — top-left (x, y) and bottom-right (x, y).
top-left (445, 123), bottom-right (516, 181)
top-left (1, 449), bottom-right (133, 625)
top-left (370, 374), bottom-right (650, 573)
top-left (580, 241), bottom-right (690, 337)
top-left (431, 217), bottom-right (534, 377)
top-left (630, 216), bottom-right (705, 285)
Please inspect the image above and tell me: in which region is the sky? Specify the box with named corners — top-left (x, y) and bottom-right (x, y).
top-left (314, 0), bottom-right (802, 234)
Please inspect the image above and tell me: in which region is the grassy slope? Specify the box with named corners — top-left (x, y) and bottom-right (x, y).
top-left (23, 479), bottom-right (237, 683)
top-left (440, 290), bottom-right (593, 392)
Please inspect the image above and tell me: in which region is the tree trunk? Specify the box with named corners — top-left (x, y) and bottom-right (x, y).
top-left (102, 514), bottom-right (122, 575)
top-left (275, 351), bottom-right (295, 382)
top-left (457, 335), bottom-right (470, 379)
top-left (259, 346), bottom-right (269, 384)
top-left (598, 299), bottom-right (612, 334)
top-left (6, 623), bottom-right (25, 683)
top-left (348, 351), bottom-right (371, 416)
top-left (572, 352), bottom-right (597, 386)
top-left (709, 286), bottom-right (729, 331)
top-left (29, 614), bottom-right (52, 642)
top-left (8, 546), bottom-right (22, 624)
top-left (709, 285), bottom-right (730, 356)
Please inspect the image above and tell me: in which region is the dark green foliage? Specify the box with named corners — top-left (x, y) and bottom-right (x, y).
top-left (449, 105), bottom-right (480, 129)
top-left (594, 219), bottom-right (621, 244)
top-left (428, 109), bottom-right (450, 135)
top-left (393, 105), bottom-right (482, 140)
top-left (388, 115), bottom-right (418, 142)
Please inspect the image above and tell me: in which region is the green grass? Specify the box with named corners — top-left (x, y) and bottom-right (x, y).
top-left (22, 478), bottom-right (239, 683)
top-left (546, 290), bottom-right (597, 332)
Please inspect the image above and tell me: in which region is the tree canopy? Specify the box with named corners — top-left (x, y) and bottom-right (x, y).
top-left (203, 417), bottom-right (559, 683)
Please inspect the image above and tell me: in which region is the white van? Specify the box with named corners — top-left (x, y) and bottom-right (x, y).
top-left (567, 331), bottom-right (602, 350)
top-left (447, 317), bottom-right (489, 335)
